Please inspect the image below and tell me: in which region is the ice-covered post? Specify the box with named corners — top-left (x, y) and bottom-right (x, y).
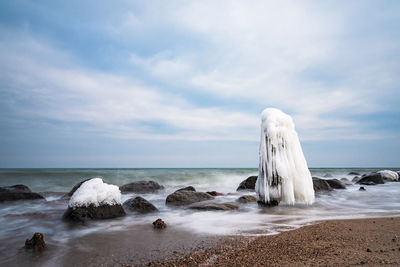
top-left (255, 108), bottom-right (314, 206)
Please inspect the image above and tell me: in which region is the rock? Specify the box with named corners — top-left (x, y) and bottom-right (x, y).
top-left (62, 179), bottom-right (90, 199)
top-left (352, 176), bottom-right (361, 183)
top-left (258, 200), bottom-right (279, 207)
top-left (377, 170), bottom-right (399, 182)
top-left (153, 218), bottom-right (166, 229)
top-left (340, 178), bottom-right (352, 185)
top-left (120, 181), bottom-right (164, 194)
top-left (63, 204), bottom-right (126, 222)
top-left (236, 176), bottom-right (258, 191)
top-left (312, 177), bottom-right (333, 192)
top-left (176, 186), bottom-right (196, 192)
top-left (326, 179), bottom-right (346, 189)
top-left (359, 187), bottom-right (366, 191)
top-left (348, 172), bottom-right (360, 175)
top-left (166, 191), bottom-right (214, 206)
top-left (237, 195), bottom-right (257, 203)
top-left (188, 201), bottom-right (238, 211)
top-left (356, 173), bottom-right (384, 185)
top-left (0, 185), bottom-right (45, 202)
top-left (123, 196), bottom-right (158, 213)
top-left (25, 232), bottom-right (46, 251)
top-left (323, 173), bottom-right (333, 178)
top-left (206, 191), bottom-right (224, 196)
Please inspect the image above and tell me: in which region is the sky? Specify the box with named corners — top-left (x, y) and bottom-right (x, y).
top-left (0, 1), bottom-right (399, 168)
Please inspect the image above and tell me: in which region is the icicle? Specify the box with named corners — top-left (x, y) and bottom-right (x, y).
top-left (255, 108), bottom-right (314, 205)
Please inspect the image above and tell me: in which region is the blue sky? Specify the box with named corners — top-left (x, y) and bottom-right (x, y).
top-left (0, 0), bottom-right (399, 168)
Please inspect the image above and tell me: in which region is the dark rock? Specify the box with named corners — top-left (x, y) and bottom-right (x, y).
top-left (326, 179), bottom-right (346, 189)
top-left (323, 173), bottom-right (333, 178)
top-left (176, 186), bottom-right (196, 192)
top-left (312, 177), bottom-right (333, 192)
top-left (166, 191), bottom-right (214, 206)
top-left (153, 218), bottom-right (166, 229)
top-left (123, 196), bottom-right (158, 213)
top-left (366, 248), bottom-right (371, 252)
top-left (359, 187), bottom-right (366, 191)
top-left (25, 232), bottom-right (46, 251)
top-left (62, 179), bottom-right (90, 199)
top-left (206, 191), bottom-right (224, 196)
top-left (188, 201), bottom-right (238, 211)
top-left (120, 181), bottom-right (164, 194)
top-left (352, 176), bottom-right (361, 183)
top-left (237, 195), bottom-right (257, 203)
top-left (258, 200), bottom-right (279, 207)
top-left (236, 176), bottom-right (258, 191)
top-left (356, 173), bottom-right (384, 185)
top-left (348, 172), bottom-right (360, 175)
top-left (0, 185), bottom-right (45, 202)
top-left (63, 204), bottom-right (126, 222)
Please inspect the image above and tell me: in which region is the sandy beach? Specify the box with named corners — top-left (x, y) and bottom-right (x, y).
top-left (145, 217), bottom-right (400, 266)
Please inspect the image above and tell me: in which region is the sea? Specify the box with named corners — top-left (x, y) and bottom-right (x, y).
top-left (0, 168), bottom-right (399, 265)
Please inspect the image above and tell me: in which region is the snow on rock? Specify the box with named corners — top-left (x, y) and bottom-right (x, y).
top-left (69, 178), bottom-right (121, 208)
top-left (377, 170), bottom-right (399, 181)
top-left (255, 108), bottom-right (315, 205)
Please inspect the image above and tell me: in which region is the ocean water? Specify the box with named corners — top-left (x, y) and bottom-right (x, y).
top-left (0, 168), bottom-right (399, 264)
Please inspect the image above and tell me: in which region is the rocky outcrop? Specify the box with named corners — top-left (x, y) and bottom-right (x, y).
top-left (176, 186), bottom-right (196, 192)
top-left (166, 191), bottom-right (214, 206)
top-left (326, 179), bottom-right (346, 189)
top-left (237, 195), bottom-right (257, 203)
top-left (63, 204), bottom-right (126, 222)
top-left (123, 196), bottom-right (158, 213)
top-left (356, 173), bottom-right (384, 185)
top-left (206, 191), bottom-right (224, 196)
top-left (62, 179), bottom-right (90, 199)
top-left (153, 218), bottom-right (166, 229)
top-left (236, 176), bottom-right (258, 191)
top-left (0, 185), bottom-right (45, 202)
top-left (25, 232), bottom-right (46, 251)
top-left (188, 201), bottom-right (238, 211)
top-left (312, 177), bottom-right (333, 192)
top-left (120, 181), bottom-right (164, 194)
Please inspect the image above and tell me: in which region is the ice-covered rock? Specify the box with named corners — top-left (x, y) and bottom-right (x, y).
top-left (377, 170), bottom-right (399, 182)
top-left (255, 108), bottom-right (315, 205)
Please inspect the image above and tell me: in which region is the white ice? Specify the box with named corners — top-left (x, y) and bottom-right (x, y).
top-left (69, 178), bottom-right (122, 208)
top-left (255, 108), bottom-right (315, 205)
top-left (378, 170), bottom-right (399, 181)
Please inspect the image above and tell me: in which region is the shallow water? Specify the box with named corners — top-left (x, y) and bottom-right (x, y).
top-left (0, 168), bottom-right (399, 265)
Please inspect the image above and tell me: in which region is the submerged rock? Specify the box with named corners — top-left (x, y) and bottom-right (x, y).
top-left (236, 176), bottom-right (257, 191)
top-left (312, 177), bottom-right (333, 192)
top-left (25, 232), bottom-right (46, 251)
top-left (188, 201), bottom-right (238, 211)
top-left (326, 179), bottom-right (346, 189)
top-left (166, 191), bottom-right (214, 206)
top-left (359, 187), bottom-right (366, 191)
top-left (120, 180), bottom-right (164, 194)
top-left (348, 171), bottom-right (360, 175)
top-left (237, 195), bottom-right (257, 203)
top-left (153, 218), bottom-right (166, 229)
top-left (206, 191), bottom-right (224, 196)
top-left (0, 185), bottom-right (45, 202)
top-left (356, 173), bottom-right (384, 185)
top-left (63, 204), bottom-right (125, 222)
top-left (176, 186), bottom-right (196, 192)
top-left (123, 196), bottom-right (158, 213)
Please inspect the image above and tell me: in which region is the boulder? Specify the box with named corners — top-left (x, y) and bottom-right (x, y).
top-left (352, 176), bottom-right (361, 183)
top-left (123, 196), bottom-right (158, 213)
top-left (166, 191), bottom-right (214, 206)
top-left (237, 195), bottom-right (257, 203)
top-left (188, 201), bottom-right (238, 211)
top-left (62, 179), bottom-right (90, 199)
top-left (356, 173), bottom-right (384, 185)
top-left (312, 177), bottom-right (333, 192)
top-left (236, 176), bottom-right (258, 191)
top-left (206, 191), bottom-right (224, 196)
top-left (359, 187), bottom-right (366, 191)
top-left (0, 185), bottom-right (45, 202)
top-left (176, 186), bottom-right (196, 192)
top-left (120, 181), bottom-right (164, 194)
top-left (377, 170), bottom-right (399, 182)
top-left (63, 204), bottom-right (126, 222)
top-left (348, 172), bottom-right (360, 175)
top-left (153, 218), bottom-right (166, 229)
top-left (25, 232), bottom-right (46, 251)
top-left (326, 179), bottom-right (346, 189)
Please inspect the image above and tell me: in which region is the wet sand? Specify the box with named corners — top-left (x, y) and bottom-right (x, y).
top-left (148, 217), bottom-right (400, 266)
